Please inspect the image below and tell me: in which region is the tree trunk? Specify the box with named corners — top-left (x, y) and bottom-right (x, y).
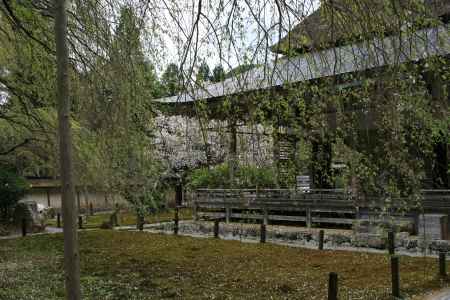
top-left (54, 0), bottom-right (81, 299)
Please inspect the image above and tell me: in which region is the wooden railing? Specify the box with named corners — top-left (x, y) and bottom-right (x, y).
top-left (192, 188), bottom-right (450, 226)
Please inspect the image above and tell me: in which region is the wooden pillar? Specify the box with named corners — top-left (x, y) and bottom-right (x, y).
top-left (47, 189), bottom-right (51, 207)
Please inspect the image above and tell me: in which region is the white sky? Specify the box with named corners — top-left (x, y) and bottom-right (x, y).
top-left (137, 0), bottom-right (319, 74)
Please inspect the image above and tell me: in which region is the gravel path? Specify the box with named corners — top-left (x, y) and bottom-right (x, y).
top-left (128, 220), bottom-right (450, 258)
top-left (419, 288), bottom-right (450, 300)
top-left (0, 226), bottom-right (63, 240)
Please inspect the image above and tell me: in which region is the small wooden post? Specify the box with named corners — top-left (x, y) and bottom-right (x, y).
top-left (260, 223), bottom-right (266, 243)
top-left (328, 272), bottom-right (338, 300)
top-left (439, 252), bottom-right (447, 278)
top-left (89, 202), bottom-right (94, 216)
top-left (214, 219), bottom-right (219, 238)
top-left (137, 215), bottom-right (144, 231)
top-left (319, 230), bottom-right (325, 250)
top-left (391, 256), bottom-right (400, 298)
top-left (388, 231), bottom-right (395, 255)
top-left (306, 208), bottom-right (312, 228)
top-left (78, 216), bottom-right (83, 230)
top-left (21, 218), bottom-right (27, 237)
top-left (57, 213), bottom-right (61, 228)
top-left (193, 202), bottom-right (198, 221)
top-left (174, 208), bottom-right (179, 235)
top-left (225, 207), bottom-right (231, 224)
top-left (263, 208), bottom-right (269, 226)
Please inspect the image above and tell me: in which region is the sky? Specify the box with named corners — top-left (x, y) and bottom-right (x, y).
top-left (136, 0), bottom-right (320, 75)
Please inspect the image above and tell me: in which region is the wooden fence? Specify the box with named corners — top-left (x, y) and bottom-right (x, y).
top-left (192, 189), bottom-right (450, 227)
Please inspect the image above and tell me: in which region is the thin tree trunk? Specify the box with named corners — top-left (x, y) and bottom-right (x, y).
top-left (54, 0), bottom-right (81, 299)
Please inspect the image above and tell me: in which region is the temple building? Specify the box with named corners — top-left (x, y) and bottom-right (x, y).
top-left (155, 0), bottom-right (450, 191)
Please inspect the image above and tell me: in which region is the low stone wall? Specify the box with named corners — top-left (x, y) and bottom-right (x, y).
top-left (149, 221), bottom-right (450, 255)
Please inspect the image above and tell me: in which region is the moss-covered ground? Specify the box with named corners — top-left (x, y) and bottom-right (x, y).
top-left (0, 228), bottom-right (447, 299)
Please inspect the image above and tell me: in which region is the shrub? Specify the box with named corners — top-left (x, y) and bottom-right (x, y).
top-left (0, 168), bottom-right (29, 220)
top-left (188, 163), bottom-right (278, 189)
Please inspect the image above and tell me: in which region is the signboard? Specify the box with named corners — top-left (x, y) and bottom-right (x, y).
top-left (296, 175), bottom-right (311, 192)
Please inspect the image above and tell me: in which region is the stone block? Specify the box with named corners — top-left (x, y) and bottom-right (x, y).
top-left (395, 232), bottom-right (410, 247)
top-left (351, 233), bottom-right (386, 249)
top-left (429, 240), bottom-right (450, 253)
top-left (328, 234), bottom-right (351, 245)
top-left (353, 218), bottom-right (414, 236)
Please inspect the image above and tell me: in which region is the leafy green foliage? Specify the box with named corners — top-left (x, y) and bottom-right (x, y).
top-left (188, 163), bottom-right (278, 189)
top-left (0, 167), bottom-right (29, 220)
top-left (1, 3), bottom-right (166, 209)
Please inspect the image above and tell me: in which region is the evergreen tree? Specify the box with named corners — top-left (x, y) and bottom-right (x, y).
top-left (196, 61), bottom-right (211, 83)
top-left (161, 63), bottom-right (182, 96)
top-left (211, 65), bottom-right (225, 83)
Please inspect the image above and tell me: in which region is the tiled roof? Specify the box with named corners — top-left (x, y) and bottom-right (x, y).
top-left (272, 0), bottom-right (450, 54)
top-left (155, 24), bottom-right (450, 104)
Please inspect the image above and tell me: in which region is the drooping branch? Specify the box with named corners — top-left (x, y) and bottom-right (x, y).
top-left (0, 138), bottom-right (30, 155)
top-left (1, 0), bottom-right (55, 54)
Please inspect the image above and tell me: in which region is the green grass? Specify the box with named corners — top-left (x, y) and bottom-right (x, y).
top-left (0, 229), bottom-right (447, 299)
top-left (46, 208), bottom-right (192, 229)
